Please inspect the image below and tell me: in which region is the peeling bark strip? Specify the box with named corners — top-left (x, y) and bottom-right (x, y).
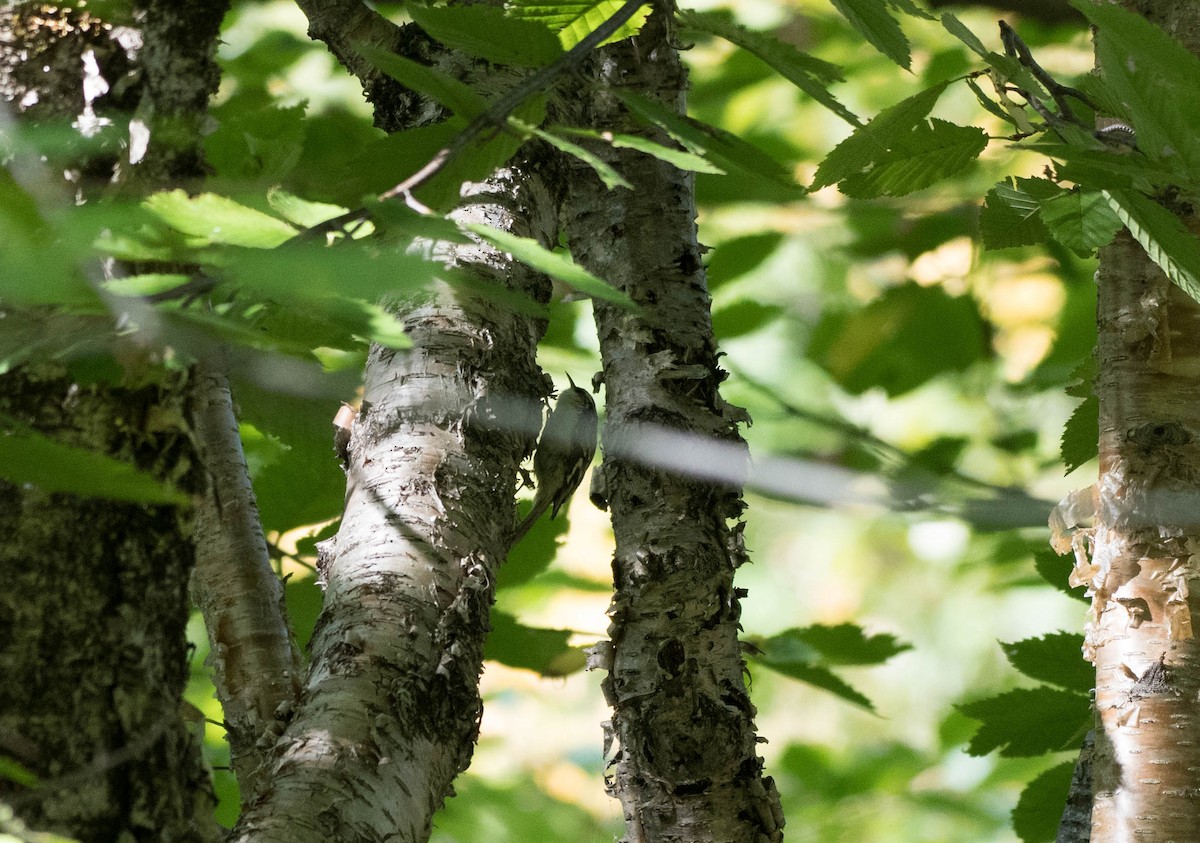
top-left (1086, 230), bottom-right (1200, 841)
top-left (558, 5), bottom-right (783, 841)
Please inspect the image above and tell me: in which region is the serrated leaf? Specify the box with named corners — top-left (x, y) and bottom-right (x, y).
top-left (840, 118), bottom-right (987, 198)
top-left (1061, 395), bottom-right (1098, 473)
top-left (484, 611), bottom-right (585, 676)
top-left (551, 125), bottom-right (725, 174)
top-left (143, 191), bottom-right (296, 248)
top-left (615, 90), bottom-right (801, 193)
top-left (960, 687), bottom-right (1090, 757)
top-left (466, 223), bottom-right (638, 309)
top-left (811, 81), bottom-right (948, 190)
top-left (409, 5), bottom-right (563, 67)
top-left (1040, 190), bottom-right (1122, 257)
top-left (1002, 632), bottom-right (1092, 692)
top-left (764, 624), bottom-right (912, 666)
top-left (1075, 0), bottom-right (1200, 184)
top-left (830, 0), bottom-right (911, 69)
top-left (1013, 760), bottom-right (1077, 843)
top-left (357, 44), bottom-right (489, 120)
top-left (505, 0), bottom-right (650, 50)
top-left (677, 9), bottom-right (859, 126)
top-left (1104, 189), bottom-right (1200, 304)
top-left (979, 178), bottom-right (1056, 250)
top-left (0, 423), bottom-right (189, 505)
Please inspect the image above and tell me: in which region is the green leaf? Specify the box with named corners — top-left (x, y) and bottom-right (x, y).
top-left (1013, 760), bottom-right (1077, 843)
top-left (409, 5), bottom-right (564, 67)
top-left (1040, 190), bottom-right (1122, 257)
top-left (335, 104), bottom-right (544, 212)
top-left (231, 381), bottom-right (350, 532)
top-left (465, 224), bottom-right (638, 309)
top-left (239, 422), bottom-right (291, 480)
top-left (1104, 189), bottom-right (1200, 305)
top-left (550, 125), bottom-right (725, 174)
top-left (204, 103), bottom-right (307, 182)
top-left (839, 118), bottom-right (987, 198)
top-left (356, 44), bottom-right (489, 120)
top-left (712, 299), bottom-right (783, 339)
top-left (754, 658), bottom-right (874, 711)
top-left (979, 178), bottom-right (1055, 251)
top-left (219, 242), bottom-right (438, 303)
top-left (143, 191), bottom-right (296, 248)
top-left (0, 422), bottom-right (189, 505)
top-left (959, 687), bottom-right (1090, 757)
top-left (0, 755), bottom-right (39, 788)
top-left (811, 81), bottom-right (948, 190)
top-left (103, 273), bottom-right (193, 297)
top-left (1075, 0), bottom-right (1200, 184)
top-left (505, 0), bottom-right (650, 50)
top-left (484, 611), bottom-right (585, 676)
top-left (705, 233), bottom-right (783, 291)
top-left (614, 90), bottom-right (802, 194)
top-left (524, 124), bottom-right (632, 190)
top-left (266, 188), bottom-right (349, 229)
top-left (765, 624), bottom-right (912, 667)
top-left (1001, 633), bottom-right (1092, 693)
top-left (830, 0), bottom-right (911, 69)
top-left (1061, 394), bottom-right (1098, 473)
top-left (1033, 548), bottom-right (1090, 603)
top-left (810, 282), bottom-right (990, 397)
top-left (939, 12), bottom-right (987, 58)
top-left (677, 9), bottom-right (859, 126)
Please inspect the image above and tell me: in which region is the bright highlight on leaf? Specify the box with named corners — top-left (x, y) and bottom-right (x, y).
top-left (409, 5), bottom-right (564, 67)
top-left (143, 191), bottom-right (296, 248)
top-left (505, 0), bottom-right (650, 50)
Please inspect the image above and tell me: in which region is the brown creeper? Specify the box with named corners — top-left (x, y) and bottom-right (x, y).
top-left (511, 374), bottom-right (598, 543)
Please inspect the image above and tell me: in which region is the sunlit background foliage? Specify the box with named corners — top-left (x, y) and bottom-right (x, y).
top-left (5, 0), bottom-right (1114, 840)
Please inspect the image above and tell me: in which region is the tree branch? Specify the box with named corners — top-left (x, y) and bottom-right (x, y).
top-left (188, 359), bottom-right (302, 802)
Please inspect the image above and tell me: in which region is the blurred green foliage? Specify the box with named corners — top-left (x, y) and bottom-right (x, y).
top-left (12, 0), bottom-right (1187, 839)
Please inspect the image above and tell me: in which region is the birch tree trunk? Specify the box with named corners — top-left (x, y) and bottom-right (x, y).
top-left (1082, 4), bottom-right (1200, 839)
top-left (557, 4), bottom-right (784, 840)
top-left (228, 11), bottom-right (559, 841)
top-left (0, 4), bottom-right (228, 837)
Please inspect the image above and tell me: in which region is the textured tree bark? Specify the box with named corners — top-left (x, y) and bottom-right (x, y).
top-left (189, 361), bottom-right (302, 801)
top-left (557, 4), bottom-right (784, 840)
top-left (1066, 4), bottom-right (1200, 841)
top-left (227, 13), bottom-right (557, 842)
top-left (1087, 229), bottom-right (1200, 841)
top-left (0, 367), bottom-right (220, 843)
top-left (0, 2), bottom-right (228, 839)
